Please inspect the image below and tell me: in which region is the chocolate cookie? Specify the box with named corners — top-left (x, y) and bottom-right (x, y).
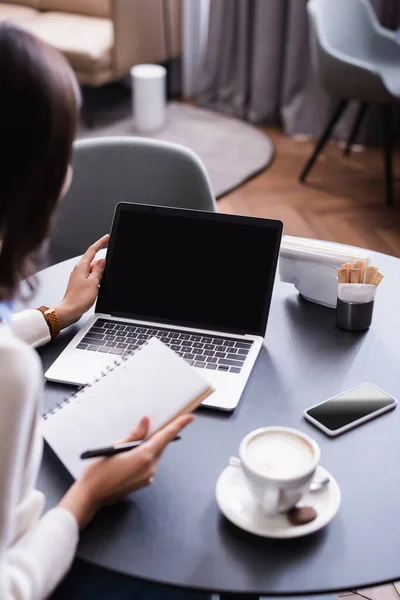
top-left (287, 506), bottom-right (317, 526)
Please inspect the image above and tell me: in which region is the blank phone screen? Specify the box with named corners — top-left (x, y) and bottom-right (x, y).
top-left (306, 383), bottom-right (396, 431)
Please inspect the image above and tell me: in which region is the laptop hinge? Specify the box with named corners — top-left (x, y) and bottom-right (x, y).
top-left (105, 313), bottom-right (257, 338)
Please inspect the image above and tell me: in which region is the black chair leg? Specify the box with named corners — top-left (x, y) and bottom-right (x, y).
top-left (299, 99), bottom-right (349, 183)
top-left (381, 104), bottom-right (394, 207)
top-left (344, 102), bottom-right (368, 156)
top-left (81, 85), bottom-right (97, 129)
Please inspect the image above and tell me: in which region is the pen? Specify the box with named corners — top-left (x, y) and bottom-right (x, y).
top-left (80, 436), bottom-right (181, 460)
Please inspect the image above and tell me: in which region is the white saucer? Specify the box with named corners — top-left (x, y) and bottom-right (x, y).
top-left (216, 464), bottom-right (341, 539)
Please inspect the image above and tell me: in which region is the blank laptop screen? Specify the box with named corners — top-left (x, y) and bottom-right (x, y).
top-left (96, 204), bottom-right (282, 336)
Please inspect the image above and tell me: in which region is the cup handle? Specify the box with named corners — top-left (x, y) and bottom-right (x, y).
top-left (262, 487), bottom-right (283, 516)
top-left (229, 456), bottom-right (242, 468)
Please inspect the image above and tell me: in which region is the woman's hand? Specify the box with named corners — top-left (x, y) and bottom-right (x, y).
top-left (58, 414), bottom-right (194, 529)
top-left (54, 234), bottom-right (110, 329)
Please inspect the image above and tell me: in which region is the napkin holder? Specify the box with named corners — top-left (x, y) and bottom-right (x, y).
top-left (279, 236), bottom-right (372, 309)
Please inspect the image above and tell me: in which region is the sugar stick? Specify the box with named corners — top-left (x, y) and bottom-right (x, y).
top-left (338, 268), bottom-right (349, 283)
top-left (370, 271), bottom-right (384, 286)
top-left (366, 265), bottom-right (377, 284)
top-left (356, 260), bottom-right (365, 283)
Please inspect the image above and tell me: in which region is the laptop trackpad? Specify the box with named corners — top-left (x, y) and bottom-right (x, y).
top-left (198, 369), bottom-right (242, 411)
top-left (45, 351), bottom-right (115, 386)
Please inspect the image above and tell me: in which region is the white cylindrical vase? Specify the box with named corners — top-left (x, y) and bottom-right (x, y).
top-left (131, 64), bottom-right (167, 133)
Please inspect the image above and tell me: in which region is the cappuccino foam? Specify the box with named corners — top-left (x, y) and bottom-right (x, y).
top-left (244, 431), bottom-right (315, 478)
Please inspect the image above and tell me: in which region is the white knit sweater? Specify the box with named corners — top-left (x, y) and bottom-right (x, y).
top-left (0, 310), bottom-right (79, 600)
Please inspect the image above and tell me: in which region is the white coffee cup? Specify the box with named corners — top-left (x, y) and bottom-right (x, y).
top-left (236, 426), bottom-right (320, 516)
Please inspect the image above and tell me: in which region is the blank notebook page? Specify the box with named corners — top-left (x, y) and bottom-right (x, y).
top-left (42, 337), bottom-right (212, 479)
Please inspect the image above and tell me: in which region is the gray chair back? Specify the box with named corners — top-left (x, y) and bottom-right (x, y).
top-left (308, 0), bottom-right (396, 103)
top-left (50, 136), bottom-right (217, 264)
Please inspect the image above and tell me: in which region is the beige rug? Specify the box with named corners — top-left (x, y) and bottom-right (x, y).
top-left (78, 99), bottom-right (274, 198)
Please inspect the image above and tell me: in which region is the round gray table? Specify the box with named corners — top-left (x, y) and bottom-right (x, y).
top-left (29, 249), bottom-right (400, 596)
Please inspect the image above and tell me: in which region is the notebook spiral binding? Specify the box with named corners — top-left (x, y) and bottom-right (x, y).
top-left (42, 343), bottom-right (146, 420)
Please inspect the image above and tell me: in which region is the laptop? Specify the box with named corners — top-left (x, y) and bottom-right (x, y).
top-left (45, 203), bottom-right (283, 411)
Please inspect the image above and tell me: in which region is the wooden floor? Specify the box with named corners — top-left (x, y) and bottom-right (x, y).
top-left (221, 128), bottom-right (400, 600)
top-left (218, 127), bottom-right (400, 257)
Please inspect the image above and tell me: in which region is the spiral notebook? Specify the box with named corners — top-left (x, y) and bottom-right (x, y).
top-left (42, 337), bottom-right (214, 479)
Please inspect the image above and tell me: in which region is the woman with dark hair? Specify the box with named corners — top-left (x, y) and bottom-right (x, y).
top-left (0, 23), bottom-right (198, 600)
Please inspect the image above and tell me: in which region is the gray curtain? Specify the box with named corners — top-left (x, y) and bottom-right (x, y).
top-left (197, 0), bottom-right (400, 144)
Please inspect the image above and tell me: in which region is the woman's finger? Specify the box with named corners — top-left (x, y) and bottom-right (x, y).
top-left (79, 234), bottom-right (110, 269)
top-left (116, 416), bottom-right (150, 444)
top-left (89, 258), bottom-right (106, 282)
top-left (126, 475), bottom-right (154, 493)
top-left (146, 414), bottom-right (194, 457)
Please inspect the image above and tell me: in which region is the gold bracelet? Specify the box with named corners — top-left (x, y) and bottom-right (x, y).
top-left (36, 306), bottom-right (61, 339)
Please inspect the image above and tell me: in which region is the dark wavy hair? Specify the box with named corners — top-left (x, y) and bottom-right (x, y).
top-left (0, 23), bottom-right (79, 300)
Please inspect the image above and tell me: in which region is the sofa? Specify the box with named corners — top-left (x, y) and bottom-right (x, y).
top-left (0, 0), bottom-right (181, 87)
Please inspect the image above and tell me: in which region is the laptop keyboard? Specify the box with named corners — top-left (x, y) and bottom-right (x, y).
top-left (76, 319), bottom-right (253, 374)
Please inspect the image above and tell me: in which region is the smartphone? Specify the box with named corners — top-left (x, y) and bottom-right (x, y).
top-left (304, 382), bottom-right (397, 437)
